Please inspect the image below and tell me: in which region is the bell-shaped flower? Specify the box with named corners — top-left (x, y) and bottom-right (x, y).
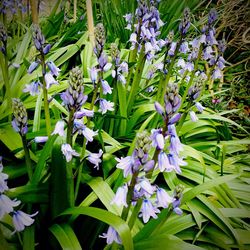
top-left (73, 120), bottom-right (98, 142)
top-left (74, 109), bottom-right (94, 119)
top-left (23, 80), bottom-right (41, 96)
top-left (27, 61), bottom-right (40, 74)
top-left (158, 151), bottom-right (175, 172)
top-left (110, 184), bottom-right (128, 207)
top-left (190, 110), bottom-right (198, 122)
top-left (151, 129), bottom-right (164, 150)
top-left (87, 149), bottom-right (103, 169)
top-left (47, 61), bottom-right (61, 77)
top-left (156, 188), bottom-right (174, 208)
top-left (89, 67), bottom-right (98, 83)
top-left (44, 72), bottom-right (58, 89)
top-left (100, 226), bottom-right (121, 245)
top-left (195, 102), bottom-right (205, 113)
top-left (52, 120), bottom-right (65, 137)
top-left (99, 99), bottom-right (114, 114)
top-left (34, 136), bottom-right (48, 143)
top-left (0, 194), bottom-right (21, 219)
top-left (115, 156), bottom-right (133, 177)
top-left (101, 80), bottom-right (112, 95)
top-left (136, 178), bottom-right (155, 197)
top-left (61, 144), bottom-right (80, 162)
top-left (12, 210), bottom-right (38, 232)
top-left (139, 199), bottom-right (160, 223)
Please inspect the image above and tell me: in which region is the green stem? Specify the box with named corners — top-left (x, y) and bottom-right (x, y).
top-left (128, 199), bottom-right (142, 229)
top-left (109, 77), bottom-right (118, 136)
top-left (21, 136), bottom-right (33, 180)
top-left (66, 110), bottom-right (75, 145)
top-left (121, 171), bottom-right (139, 221)
top-left (127, 47), bottom-right (146, 115)
top-left (41, 53), bottom-right (51, 135)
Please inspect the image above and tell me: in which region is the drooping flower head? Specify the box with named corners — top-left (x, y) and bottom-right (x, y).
top-left (32, 24), bottom-right (49, 54)
top-left (12, 98), bottom-right (28, 136)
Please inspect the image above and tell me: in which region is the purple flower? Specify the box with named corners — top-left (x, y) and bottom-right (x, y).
top-left (87, 149), bottom-right (103, 169)
top-left (168, 42), bottom-right (177, 56)
top-left (206, 29), bottom-right (218, 45)
top-left (47, 61), bottom-right (61, 77)
top-left (74, 109), bottom-right (94, 119)
top-left (43, 44), bottom-right (51, 54)
top-left (143, 160), bottom-right (155, 172)
top-left (27, 61), bottom-right (40, 74)
top-left (211, 68), bottom-right (222, 80)
top-left (115, 156), bottom-right (133, 177)
top-left (158, 151), bottom-right (174, 172)
top-left (0, 167), bottom-right (8, 193)
top-left (100, 226), bottom-right (121, 245)
top-left (61, 144), bottom-right (80, 162)
top-left (23, 80), bottom-right (41, 96)
top-left (89, 67), bottom-right (98, 83)
top-left (44, 72), bottom-right (58, 89)
top-left (154, 101), bottom-right (165, 116)
top-left (190, 110), bottom-right (198, 122)
top-left (156, 188), bottom-right (174, 208)
top-left (208, 9), bottom-right (218, 25)
top-left (151, 129), bottom-right (164, 150)
top-left (0, 194), bottom-right (21, 219)
top-left (34, 136), bottom-right (48, 143)
top-left (169, 113), bottom-right (181, 125)
top-left (195, 102), bottom-right (205, 113)
top-left (179, 41), bottom-right (189, 53)
top-left (73, 120), bottom-right (98, 142)
top-left (52, 120), bottom-right (65, 137)
top-left (168, 154), bottom-right (186, 174)
top-left (129, 33), bottom-right (137, 49)
top-left (217, 56), bottom-right (226, 70)
top-left (136, 178), bottom-right (156, 197)
top-left (99, 99), bottom-right (114, 114)
top-left (139, 199), bottom-right (160, 223)
top-left (110, 184), bottom-right (128, 207)
top-left (12, 210), bottom-right (38, 233)
top-left (168, 124), bottom-right (183, 154)
top-left (101, 80), bottom-right (112, 95)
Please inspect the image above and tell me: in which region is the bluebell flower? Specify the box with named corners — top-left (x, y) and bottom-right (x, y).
top-left (136, 178), bottom-right (156, 197)
top-left (168, 42), bottom-right (177, 56)
top-left (168, 124), bottom-right (183, 154)
top-left (110, 184), bottom-right (128, 207)
top-left (0, 194), bottom-right (21, 219)
top-left (151, 129), bottom-right (164, 150)
top-left (217, 56), bottom-right (226, 70)
top-left (61, 144), bottom-right (80, 162)
top-left (87, 149), bottom-right (103, 169)
top-left (12, 210), bottom-right (38, 233)
top-left (208, 9), bottom-right (218, 25)
top-left (101, 80), bottom-right (112, 95)
top-left (158, 151), bottom-right (174, 172)
top-left (129, 33), bottom-right (137, 50)
top-left (139, 199), bottom-right (160, 223)
top-left (44, 72), bottom-right (58, 89)
top-left (169, 113), bottom-right (181, 125)
top-left (32, 25), bottom-right (45, 51)
top-left (89, 67), bottom-right (98, 83)
top-left (51, 120), bottom-right (65, 137)
top-left (100, 226), bottom-right (121, 245)
top-left (99, 99), bottom-right (114, 114)
top-left (115, 156), bottom-right (134, 177)
top-left (206, 29), bottom-right (217, 45)
top-left (156, 188), bottom-right (174, 208)
top-left (195, 102), bottom-right (205, 113)
top-left (73, 120), bottom-right (98, 142)
top-left (0, 158), bottom-right (8, 193)
top-left (43, 44), bottom-right (51, 55)
top-left (98, 53), bottom-right (112, 72)
top-left (27, 61), bottom-right (40, 74)
top-left (211, 68), bottom-right (222, 80)
top-left (34, 136), bottom-right (49, 143)
top-left (179, 8), bottom-right (191, 35)
top-left (154, 101), bottom-right (165, 116)
top-left (190, 110), bottom-right (198, 122)
top-left (46, 61), bottom-right (61, 77)
top-left (203, 46), bottom-right (214, 60)
top-left (23, 80), bottom-right (41, 96)
top-left (74, 109), bottom-right (94, 119)
top-left (179, 41), bottom-right (189, 53)
top-left (143, 160), bottom-right (155, 172)
top-left (168, 154), bottom-right (186, 174)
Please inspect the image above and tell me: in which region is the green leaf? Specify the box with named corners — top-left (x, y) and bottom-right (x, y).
top-left (60, 207), bottom-right (133, 250)
top-left (134, 233), bottom-right (205, 250)
top-left (50, 224), bottom-right (82, 250)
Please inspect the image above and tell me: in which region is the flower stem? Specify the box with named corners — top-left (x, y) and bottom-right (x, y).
top-left (21, 136), bottom-right (33, 180)
top-left (41, 54), bottom-right (51, 135)
top-left (128, 199), bottom-right (142, 229)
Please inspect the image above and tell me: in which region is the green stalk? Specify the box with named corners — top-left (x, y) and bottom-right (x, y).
top-left (128, 199), bottom-right (142, 229)
top-left (75, 81), bottom-right (100, 201)
top-left (109, 76), bottom-right (118, 136)
top-left (121, 171), bottom-right (139, 221)
top-left (40, 53), bottom-right (51, 135)
top-left (21, 136), bottom-right (33, 180)
top-left (127, 46), bottom-right (146, 115)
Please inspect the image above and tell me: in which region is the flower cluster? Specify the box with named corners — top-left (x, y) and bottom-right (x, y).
top-left (126, 0), bottom-right (164, 61)
top-left (90, 23), bottom-right (114, 114)
top-left (23, 25), bottom-right (60, 95)
top-left (0, 157), bottom-right (38, 233)
top-left (102, 131), bottom-right (184, 245)
top-left (110, 43), bottom-right (128, 85)
top-left (0, 22), bottom-right (7, 55)
top-left (11, 98), bottom-right (28, 136)
top-left (0, 0), bottom-right (27, 15)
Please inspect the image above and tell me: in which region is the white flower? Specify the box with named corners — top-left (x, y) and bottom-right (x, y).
top-left (87, 149), bottom-right (103, 169)
top-left (61, 144), bottom-right (80, 162)
top-left (52, 120), bottom-right (65, 137)
top-left (110, 184), bottom-right (128, 207)
top-left (0, 194), bottom-right (21, 219)
top-left (34, 136), bottom-right (48, 143)
top-left (12, 210), bottom-right (38, 232)
top-left (190, 111), bottom-right (198, 122)
top-left (136, 178), bottom-right (155, 197)
top-left (23, 81), bottom-right (41, 96)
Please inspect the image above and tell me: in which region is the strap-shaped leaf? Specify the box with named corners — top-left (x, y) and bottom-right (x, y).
top-left (60, 207), bottom-right (133, 250)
